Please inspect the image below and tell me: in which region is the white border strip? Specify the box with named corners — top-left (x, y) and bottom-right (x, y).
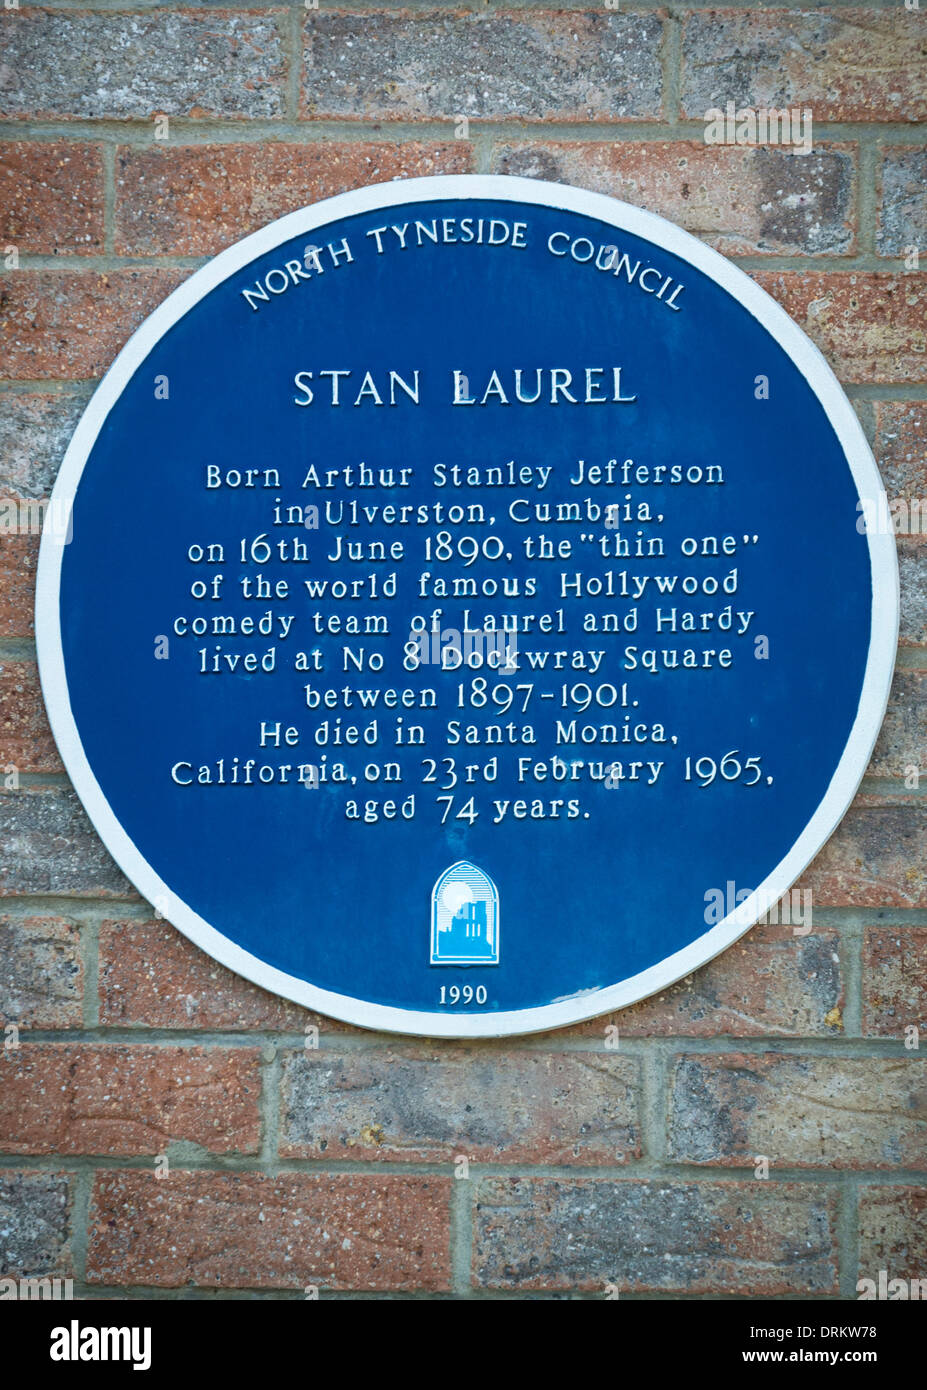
top-left (35, 175), bottom-right (899, 1038)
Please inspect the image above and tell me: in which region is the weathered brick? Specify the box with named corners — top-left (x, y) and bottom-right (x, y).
top-left (753, 272), bottom-right (927, 385)
top-left (682, 11), bottom-right (927, 123)
top-left (563, 924), bottom-right (843, 1039)
top-left (87, 1169), bottom-right (451, 1290)
top-left (0, 915), bottom-right (82, 1028)
top-left (0, 1171), bottom-right (72, 1277)
top-left (115, 140), bottom-right (473, 257)
top-left (801, 799), bottom-right (927, 907)
top-left (99, 918), bottom-right (332, 1032)
top-left (0, 142), bottom-right (103, 255)
top-left (878, 147), bottom-right (927, 257)
top-left (280, 1047), bottom-right (640, 1163)
top-left (0, 12), bottom-right (284, 121)
top-left (0, 660), bottom-right (61, 774)
top-left (863, 927), bottom-right (927, 1038)
top-left (0, 1044), bottom-right (261, 1155)
top-left (302, 10), bottom-right (664, 122)
top-left (875, 402), bottom-right (927, 537)
top-left (0, 269), bottom-right (183, 380)
top-left (473, 1177), bottom-right (838, 1293)
top-left (0, 535), bottom-right (37, 638)
top-left (878, 400), bottom-right (926, 473)
top-left (0, 392), bottom-right (86, 500)
top-left (899, 540), bottom-right (927, 646)
top-left (668, 1053), bottom-right (927, 1168)
top-left (493, 140), bottom-right (855, 257)
top-left (0, 787), bottom-right (135, 898)
top-left (858, 1187), bottom-right (927, 1286)
top-left (867, 669), bottom-right (927, 781)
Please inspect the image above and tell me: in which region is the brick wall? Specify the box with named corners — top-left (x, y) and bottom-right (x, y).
top-left (0, 2), bottom-right (924, 1298)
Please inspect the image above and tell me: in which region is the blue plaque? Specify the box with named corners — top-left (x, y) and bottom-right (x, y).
top-left (36, 176), bottom-right (898, 1035)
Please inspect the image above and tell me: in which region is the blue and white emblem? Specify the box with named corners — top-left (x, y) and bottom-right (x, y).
top-left (430, 861), bottom-right (500, 966)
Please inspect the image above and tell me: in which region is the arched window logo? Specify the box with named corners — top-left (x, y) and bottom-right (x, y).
top-left (431, 862), bottom-right (500, 966)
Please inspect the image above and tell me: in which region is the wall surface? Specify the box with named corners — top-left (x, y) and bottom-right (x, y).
top-left (0, 0), bottom-right (925, 1298)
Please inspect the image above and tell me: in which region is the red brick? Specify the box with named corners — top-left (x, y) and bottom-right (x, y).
top-left (863, 927), bottom-right (927, 1038)
top-left (115, 141), bottom-right (473, 257)
top-left (0, 916), bottom-right (82, 1028)
top-left (0, 1170), bottom-right (73, 1278)
top-left (0, 535), bottom-right (37, 638)
top-left (858, 1187), bottom-right (927, 1286)
top-left (753, 272), bottom-right (927, 385)
top-left (0, 1044), bottom-right (261, 1156)
top-left (801, 798), bottom-right (927, 907)
top-left (302, 10), bottom-right (664, 122)
top-left (0, 142), bottom-right (103, 255)
top-left (98, 918), bottom-right (342, 1033)
top-left (0, 660), bottom-right (61, 774)
top-left (474, 1177), bottom-right (838, 1293)
top-left (280, 1046), bottom-right (640, 1163)
top-left (493, 140), bottom-right (856, 257)
top-left (0, 269), bottom-right (184, 380)
top-left (682, 10), bottom-right (927, 123)
top-left (668, 1052), bottom-right (927, 1169)
top-left (87, 1169), bottom-right (451, 1290)
top-left (867, 669), bottom-right (927, 781)
top-left (560, 924), bottom-right (843, 1040)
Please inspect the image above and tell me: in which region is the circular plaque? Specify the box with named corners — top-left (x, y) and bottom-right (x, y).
top-left (37, 176), bottom-right (898, 1036)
